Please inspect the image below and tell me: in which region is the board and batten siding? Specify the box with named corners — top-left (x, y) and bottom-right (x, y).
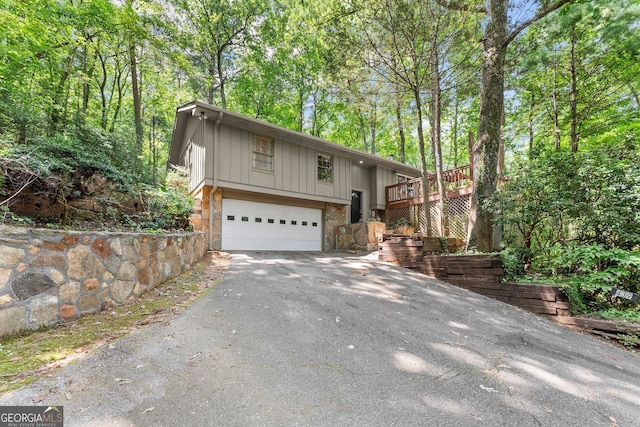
top-left (371, 165), bottom-right (401, 209)
top-left (185, 121), bottom-right (209, 192)
top-left (351, 164), bottom-right (370, 192)
top-left (216, 123), bottom-right (351, 202)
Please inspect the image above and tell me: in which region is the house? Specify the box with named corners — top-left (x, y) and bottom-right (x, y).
top-left (169, 101), bottom-right (421, 251)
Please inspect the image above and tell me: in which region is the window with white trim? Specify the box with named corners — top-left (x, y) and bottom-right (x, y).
top-left (317, 153), bottom-right (333, 182)
top-left (253, 135), bottom-right (274, 172)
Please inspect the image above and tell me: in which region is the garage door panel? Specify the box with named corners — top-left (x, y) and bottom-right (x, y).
top-left (222, 199), bottom-right (322, 251)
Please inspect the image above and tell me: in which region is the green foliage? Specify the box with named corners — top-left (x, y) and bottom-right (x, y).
top-left (492, 139), bottom-right (640, 254)
top-left (0, 126), bottom-right (133, 197)
top-left (493, 138), bottom-right (640, 316)
top-left (143, 179), bottom-right (194, 232)
top-left (500, 247), bottom-right (532, 282)
top-left (391, 218), bottom-right (411, 228)
top-left (595, 308), bottom-right (640, 324)
top-left (0, 206), bottom-right (33, 225)
top-left (545, 243), bottom-right (640, 313)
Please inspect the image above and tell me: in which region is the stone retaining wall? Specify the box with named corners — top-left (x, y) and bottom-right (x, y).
top-left (0, 225), bottom-right (207, 338)
top-left (334, 221), bottom-right (386, 251)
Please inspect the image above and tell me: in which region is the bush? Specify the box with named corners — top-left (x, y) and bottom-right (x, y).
top-left (546, 243), bottom-right (640, 313)
top-left (141, 167), bottom-right (194, 231)
top-left (144, 185), bottom-right (194, 231)
top-left (501, 247), bottom-right (532, 282)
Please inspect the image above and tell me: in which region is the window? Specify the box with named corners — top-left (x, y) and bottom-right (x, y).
top-left (317, 153), bottom-right (333, 182)
top-left (253, 135), bottom-right (274, 171)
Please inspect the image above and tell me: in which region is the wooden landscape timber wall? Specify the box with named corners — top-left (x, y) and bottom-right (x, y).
top-left (379, 237), bottom-right (570, 317)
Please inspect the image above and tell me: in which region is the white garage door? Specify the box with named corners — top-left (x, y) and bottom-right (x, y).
top-left (221, 199), bottom-right (323, 251)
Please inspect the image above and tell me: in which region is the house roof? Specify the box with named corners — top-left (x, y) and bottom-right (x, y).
top-left (169, 101), bottom-right (421, 176)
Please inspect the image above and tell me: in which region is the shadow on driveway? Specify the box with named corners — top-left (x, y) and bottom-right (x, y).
top-left (2, 252), bottom-right (638, 426)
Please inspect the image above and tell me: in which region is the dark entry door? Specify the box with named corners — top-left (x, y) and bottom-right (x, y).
top-left (351, 191), bottom-right (362, 223)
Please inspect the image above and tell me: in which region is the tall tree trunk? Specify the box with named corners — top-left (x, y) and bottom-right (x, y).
top-left (569, 33), bottom-right (579, 153)
top-left (552, 66), bottom-right (561, 149)
top-left (297, 90), bottom-right (304, 133)
top-left (451, 92), bottom-right (459, 167)
top-left (369, 105), bottom-right (377, 155)
top-left (466, 0), bottom-right (574, 252)
top-left (414, 88), bottom-right (432, 237)
top-left (99, 53), bottom-right (109, 130)
top-left (81, 44), bottom-right (91, 118)
top-left (49, 51), bottom-right (76, 135)
top-left (207, 53), bottom-right (215, 104)
top-left (629, 83), bottom-right (640, 109)
top-left (430, 47), bottom-right (448, 236)
top-left (217, 49), bottom-right (226, 109)
top-left (467, 0), bottom-right (507, 252)
top-left (528, 91), bottom-right (535, 155)
top-left (130, 44), bottom-right (143, 167)
top-left (109, 59), bottom-right (126, 133)
top-left (357, 109), bottom-right (369, 152)
top-left (395, 104), bottom-right (406, 163)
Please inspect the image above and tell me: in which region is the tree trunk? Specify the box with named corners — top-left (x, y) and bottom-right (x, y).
top-left (466, 0), bottom-right (574, 251)
top-left (357, 109), bottom-right (369, 152)
top-left (629, 83), bottom-right (640, 109)
top-left (217, 49), bottom-right (226, 109)
top-left (369, 105), bottom-right (377, 155)
top-left (552, 65), bottom-right (561, 149)
top-left (467, 0), bottom-right (507, 252)
top-left (430, 47), bottom-right (448, 236)
top-left (395, 104), bottom-right (406, 163)
top-left (81, 44), bottom-right (91, 118)
top-left (414, 88), bottom-right (432, 237)
top-left (130, 44), bottom-right (143, 168)
top-left (99, 53), bottom-right (108, 130)
top-left (569, 33), bottom-right (579, 153)
top-left (528, 91), bottom-right (535, 154)
top-left (451, 93), bottom-right (459, 167)
top-left (49, 51), bottom-right (75, 135)
top-left (207, 54), bottom-right (215, 104)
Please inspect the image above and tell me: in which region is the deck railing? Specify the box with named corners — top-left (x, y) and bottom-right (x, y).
top-left (386, 164), bottom-right (472, 207)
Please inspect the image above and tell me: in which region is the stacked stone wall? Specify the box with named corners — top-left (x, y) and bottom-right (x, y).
top-left (334, 221), bottom-right (386, 252)
top-left (0, 225), bottom-right (207, 338)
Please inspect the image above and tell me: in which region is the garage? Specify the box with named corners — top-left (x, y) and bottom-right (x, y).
top-left (221, 199), bottom-right (323, 251)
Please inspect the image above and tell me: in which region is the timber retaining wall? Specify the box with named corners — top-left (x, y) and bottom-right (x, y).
top-left (379, 237), bottom-right (570, 317)
top-left (0, 225), bottom-right (208, 338)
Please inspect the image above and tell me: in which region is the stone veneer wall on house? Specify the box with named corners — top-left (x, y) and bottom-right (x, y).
top-left (0, 225), bottom-right (207, 338)
top-left (324, 204), bottom-right (347, 250)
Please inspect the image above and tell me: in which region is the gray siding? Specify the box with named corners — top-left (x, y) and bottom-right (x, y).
top-left (350, 164), bottom-right (370, 191)
top-left (216, 123), bottom-right (351, 202)
top-left (187, 121), bottom-right (208, 191)
top-left (371, 165), bottom-right (399, 209)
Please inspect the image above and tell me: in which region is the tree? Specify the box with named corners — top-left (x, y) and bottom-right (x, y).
top-left (462, 0), bottom-right (575, 252)
top-left (171, 0), bottom-right (266, 108)
top-left (508, 1), bottom-right (640, 155)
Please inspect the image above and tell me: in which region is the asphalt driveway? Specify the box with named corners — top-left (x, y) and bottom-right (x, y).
top-left (2, 252), bottom-right (639, 426)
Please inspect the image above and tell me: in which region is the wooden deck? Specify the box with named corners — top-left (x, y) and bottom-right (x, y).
top-left (385, 164), bottom-right (472, 210)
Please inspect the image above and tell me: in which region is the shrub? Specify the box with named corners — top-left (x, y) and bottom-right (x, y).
top-left (547, 243), bottom-right (640, 312)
